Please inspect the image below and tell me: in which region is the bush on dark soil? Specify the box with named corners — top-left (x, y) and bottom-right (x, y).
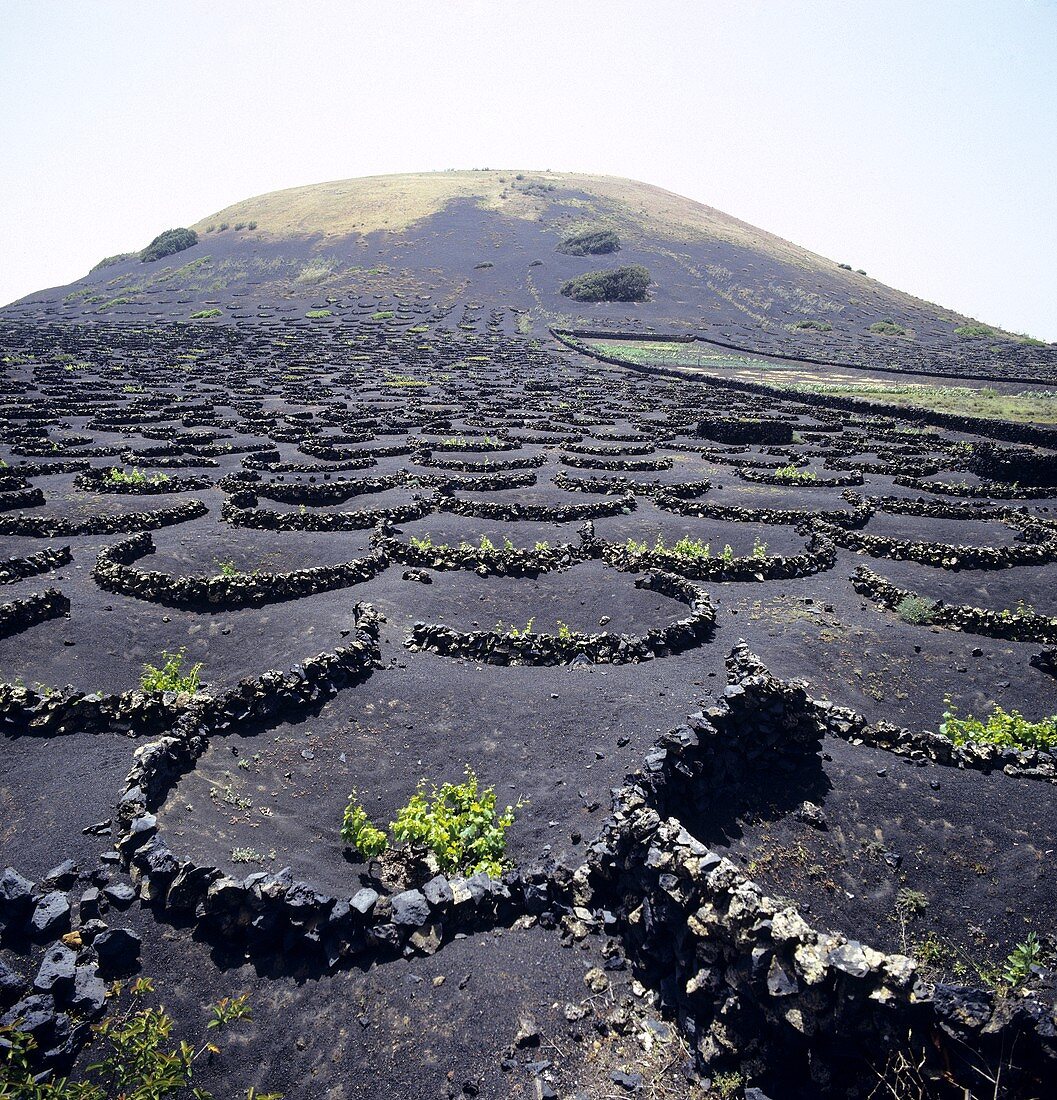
top-left (556, 228), bottom-right (620, 256)
top-left (140, 227), bottom-right (198, 264)
top-left (559, 264), bottom-right (650, 303)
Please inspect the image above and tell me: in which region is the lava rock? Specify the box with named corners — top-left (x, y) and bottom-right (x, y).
top-left (94, 927), bottom-right (141, 971)
top-left (30, 892), bottom-right (71, 939)
top-left (0, 866), bottom-right (36, 924)
top-left (390, 889), bottom-right (430, 927)
top-left (33, 943), bottom-right (77, 995)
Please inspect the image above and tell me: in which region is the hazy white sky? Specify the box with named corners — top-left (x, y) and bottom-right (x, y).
top-left (2, 0), bottom-right (1055, 339)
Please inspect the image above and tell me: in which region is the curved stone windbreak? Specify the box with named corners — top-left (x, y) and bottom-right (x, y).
top-left (0, 545), bottom-right (71, 585)
top-left (851, 563), bottom-right (1057, 646)
top-left (436, 490), bottom-right (634, 523)
top-left (582, 645), bottom-right (1056, 1094)
top-left (815, 685), bottom-right (1057, 783)
top-left (411, 451), bottom-right (545, 472)
top-left (221, 490), bottom-right (433, 531)
top-left (371, 528), bottom-right (587, 577)
top-left (0, 681), bottom-right (191, 739)
top-left (406, 570), bottom-right (715, 666)
top-left (93, 531), bottom-right (387, 609)
top-left (0, 588), bottom-right (69, 639)
top-left (654, 491), bottom-right (874, 529)
top-left (894, 475), bottom-right (1057, 500)
top-left (554, 470), bottom-right (712, 500)
top-left (0, 499), bottom-right (208, 538)
top-left (246, 453), bottom-right (376, 473)
top-left (737, 466), bottom-right (864, 488)
top-left (598, 531), bottom-right (837, 582)
top-left (75, 468), bottom-right (212, 495)
top-left (107, 608), bottom-right (553, 965)
top-left (817, 517), bottom-right (1057, 570)
top-left (410, 469), bottom-right (538, 492)
top-left (244, 474), bottom-right (401, 506)
top-left (559, 453), bottom-right (674, 472)
top-left (0, 486), bottom-right (46, 511)
top-left (864, 494), bottom-right (1025, 522)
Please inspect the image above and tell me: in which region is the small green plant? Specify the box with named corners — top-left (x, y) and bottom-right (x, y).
top-left (0, 979), bottom-right (278, 1099)
top-left (670, 536), bottom-right (711, 560)
top-left (305, 309), bottom-right (331, 318)
top-left (390, 768), bottom-right (520, 877)
top-left (1003, 933), bottom-right (1044, 987)
top-left (371, 310), bottom-right (394, 320)
top-left (869, 320), bottom-right (908, 336)
top-left (230, 847), bottom-right (271, 865)
top-left (720, 544), bottom-right (734, 562)
top-left (141, 648), bottom-right (203, 694)
top-left (409, 534), bottom-right (435, 551)
top-left (895, 887), bottom-right (928, 921)
top-left (499, 617), bottom-right (535, 638)
top-left (772, 464), bottom-right (817, 483)
top-left (478, 534), bottom-right (496, 552)
top-left (895, 595), bottom-right (936, 625)
top-left (341, 770), bottom-right (520, 877)
top-left (533, 540), bottom-right (550, 552)
top-left (939, 700), bottom-right (1057, 751)
top-left (340, 790), bottom-right (388, 860)
top-left (710, 1072), bottom-right (743, 1099)
top-left (108, 467), bottom-right (170, 487)
top-left (189, 308), bottom-right (222, 319)
top-left (556, 620), bottom-right (573, 641)
top-left (214, 559), bottom-right (239, 576)
top-left (750, 536), bottom-right (768, 560)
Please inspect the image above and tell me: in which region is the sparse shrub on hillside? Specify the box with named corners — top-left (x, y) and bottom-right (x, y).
top-left (89, 252), bottom-right (134, 274)
top-left (560, 264), bottom-right (651, 303)
top-left (792, 318), bottom-right (832, 332)
top-left (294, 257), bottom-right (335, 285)
top-left (869, 320), bottom-right (908, 336)
top-left (556, 228), bottom-right (620, 256)
top-left (896, 595), bottom-right (937, 624)
top-left (955, 323), bottom-right (998, 339)
top-left (306, 309), bottom-right (332, 318)
top-left (190, 308), bottom-right (222, 319)
top-left (140, 227), bottom-right (198, 263)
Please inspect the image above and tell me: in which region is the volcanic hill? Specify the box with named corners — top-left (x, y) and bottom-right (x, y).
top-left (8, 170), bottom-right (1053, 378)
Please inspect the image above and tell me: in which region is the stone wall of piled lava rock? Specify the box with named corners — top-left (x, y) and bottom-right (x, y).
top-left (1, 311), bottom-right (1056, 1094)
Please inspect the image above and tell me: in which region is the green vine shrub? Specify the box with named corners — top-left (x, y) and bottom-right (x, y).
top-left (0, 978), bottom-right (280, 1100)
top-left (340, 768), bottom-right (520, 877)
top-left (939, 700), bottom-right (1057, 752)
top-left (140, 648), bottom-right (203, 694)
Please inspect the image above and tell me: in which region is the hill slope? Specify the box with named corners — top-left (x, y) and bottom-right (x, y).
top-left (6, 169), bottom-right (1053, 377)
